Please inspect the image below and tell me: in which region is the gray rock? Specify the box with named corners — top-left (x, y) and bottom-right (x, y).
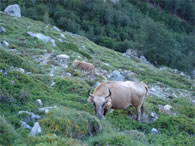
top-left (0, 26), bottom-right (7, 33)
top-left (36, 99), bottom-right (43, 106)
top-left (29, 122), bottom-right (41, 136)
top-left (15, 68), bottom-right (25, 73)
top-left (60, 33), bottom-right (65, 38)
top-left (27, 32), bottom-right (56, 47)
top-left (150, 112), bottom-right (158, 121)
top-left (140, 56), bottom-right (153, 66)
top-left (38, 106), bottom-right (57, 114)
top-left (4, 4), bottom-right (21, 17)
top-left (125, 49), bottom-right (138, 57)
top-left (58, 38), bottom-right (62, 42)
top-left (21, 121), bottom-right (32, 130)
top-left (151, 128), bottom-right (158, 135)
top-left (31, 114), bottom-right (41, 122)
top-left (66, 73), bottom-right (71, 77)
top-left (2, 40), bottom-right (9, 47)
top-left (109, 70), bottom-right (125, 81)
top-left (53, 26), bottom-right (61, 32)
top-left (56, 54), bottom-right (70, 68)
top-left (191, 70), bottom-right (195, 79)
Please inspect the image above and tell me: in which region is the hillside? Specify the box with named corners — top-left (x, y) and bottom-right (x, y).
top-left (0, 12), bottom-right (195, 145)
top-left (0, 0), bottom-right (194, 73)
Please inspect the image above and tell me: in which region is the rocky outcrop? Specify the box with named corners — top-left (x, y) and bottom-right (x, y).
top-left (4, 4), bottom-right (21, 17)
top-left (27, 32), bottom-right (56, 47)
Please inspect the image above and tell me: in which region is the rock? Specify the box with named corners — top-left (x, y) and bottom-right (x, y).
top-left (125, 49), bottom-right (138, 57)
top-left (4, 4), bottom-right (21, 17)
top-left (53, 26), bottom-right (61, 32)
top-left (18, 111), bottom-right (41, 122)
top-left (109, 70), bottom-right (125, 81)
top-left (65, 72), bottom-right (71, 77)
top-left (60, 33), bottom-right (65, 38)
top-left (56, 54), bottom-right (70, 67)
top-left (159, 104), bottom-right (172, 114)
top-left (191, 70), bottom-right (195, 79)
top-left (150, 112), bottom-right (158, 121)
top-left (151, 128), bottom-right (158, 135)
top-left (27, 32), bottom-right (56, 47)
top-left (15, 68), bottom-right (25, 73)
top-left (140, 56), bottom-right (153, 66)
top-left (191, 100), bottom-right (195, 104)
top-left (2, 40), bottom-right (9, 47)
top-left (21, 121), bottom-right (32, 130)
top-left (36, 99), bottom-right (43, 106)
top-left (58, 38), bottom-right (62, 42)
top-left (0, 26), bottom-right (7, 33)
top-left (29, 122), bottom-right (41, 136)
top-left (38, 106), bottom-right (57, 114)
top-left (164, 105), bottom-right (172, 111)
top-left (50, 81), bottom-right (56, 86)
top-left (31, 114), bottom-right (41, 122)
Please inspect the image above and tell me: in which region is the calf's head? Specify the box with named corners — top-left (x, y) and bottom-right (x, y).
top-left (88, 88), bottom-right (112, 119)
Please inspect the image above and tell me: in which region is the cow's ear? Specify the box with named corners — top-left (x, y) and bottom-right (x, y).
top-left (87, 97), bottom-right (93, 103)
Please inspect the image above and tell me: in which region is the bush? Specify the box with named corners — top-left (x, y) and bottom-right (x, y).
top-left (40, 107), bottom-right (102, 139)
top-left (0, 116), bottom-right (21, 145)
top-left (26, 135), bottom-right (81, 146)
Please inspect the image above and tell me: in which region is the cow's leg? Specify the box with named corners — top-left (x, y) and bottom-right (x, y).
top-left (136, 106), bottom-right (142, 121)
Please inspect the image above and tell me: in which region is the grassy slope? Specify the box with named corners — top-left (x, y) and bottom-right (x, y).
top-left (0, 13), bottom-right (195, 145)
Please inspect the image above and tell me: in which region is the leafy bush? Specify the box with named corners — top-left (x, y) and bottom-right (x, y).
top-left (40, 107), bottom-right (102, 139)
top-left (0, 116), bottom-right (21, 145)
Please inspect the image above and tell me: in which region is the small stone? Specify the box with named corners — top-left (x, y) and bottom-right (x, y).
top-left (60, 33), bottom-right (65, 38)
top-left (66, 73), bottom-right (71, 77)
top-left (53, 26), bottom-right (61, 32)
top-left (151, 128), bottom-right (158, 135)
top-left (150, 112), bottom-right (158, 121)
top-left (21, 121), bottom-right (32, 130)
top-left (31, 114), bottom-right (41, 122)
top-left (29, 122), bottom-right (41, 136)
top-left (2, 40), bottom-right (9, 47)
top-left (36, 99), bottom-right (43, 106)
top-left (0, 26), bottom-right (7, 33)
top-left (58, 38), bottom-right (62, 42)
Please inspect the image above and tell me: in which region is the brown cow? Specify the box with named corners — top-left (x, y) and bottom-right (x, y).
top-left (88, 81), bottom-right (148, 121)
top-left (72, 60), bottom-right (95, 76)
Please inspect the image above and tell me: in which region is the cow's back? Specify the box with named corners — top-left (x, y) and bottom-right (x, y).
top-left (106, 81), bottom-right (146, 109)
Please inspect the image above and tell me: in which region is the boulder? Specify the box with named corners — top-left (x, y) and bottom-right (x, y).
top-left (4, 4), bottom-right (21, 17)
top-left (109, 70), bottom-right (125, 81)
top-left (27, 32), bottom-right (56, 47)
top-left (0, 26), bottom-right (7, 33)
top-left (29, 122), bottom-right (41, 136)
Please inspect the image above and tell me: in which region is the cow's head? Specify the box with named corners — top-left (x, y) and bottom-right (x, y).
top-left (88, 88), bottom-right (112, 119)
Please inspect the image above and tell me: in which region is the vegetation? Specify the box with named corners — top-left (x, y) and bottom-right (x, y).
top-left (0, 0), bottom-right (194, 72)
top-left (0, 7), bottom-right (195, 146)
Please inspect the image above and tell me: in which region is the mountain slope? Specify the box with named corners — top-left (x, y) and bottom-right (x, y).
top-left (0, 13), bottom-right (195, 145)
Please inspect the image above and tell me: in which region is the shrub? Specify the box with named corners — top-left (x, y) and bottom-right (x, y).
top-left (40, 107), bottom-right (102, 139)
top-left (0, 116), bottom-right (21, 145)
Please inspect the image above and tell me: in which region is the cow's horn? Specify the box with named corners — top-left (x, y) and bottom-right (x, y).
top-left (88, 89), bottom-right (95, 98)
top-left (105, 88), bottom-right (112, 99)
